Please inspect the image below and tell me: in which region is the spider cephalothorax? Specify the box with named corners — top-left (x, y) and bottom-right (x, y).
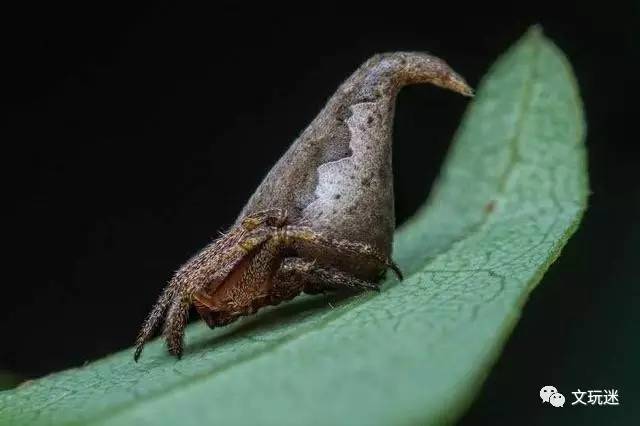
top-left (134, 52), bottom-right (471, 360)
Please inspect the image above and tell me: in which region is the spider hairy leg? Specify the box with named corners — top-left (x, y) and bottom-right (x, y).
top-left (276, 257), bottom-right (380, 294)
top-left (278, 225), bottom-right (403, 280)
top-left (133, 208), bottom-right (289, 361)
top-left (133, 281), bottom-right (177, 361)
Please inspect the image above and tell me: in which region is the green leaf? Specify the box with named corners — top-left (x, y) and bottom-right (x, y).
top-left (0, 27), bottom-right (587, 426)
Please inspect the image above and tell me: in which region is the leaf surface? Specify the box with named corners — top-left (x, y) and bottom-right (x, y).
top-left (0, 27), bottom-right (587, 426)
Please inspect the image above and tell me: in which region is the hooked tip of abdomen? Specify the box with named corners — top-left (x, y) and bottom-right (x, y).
top-left (446, 71), bottom-right (475, 97)
top-left (363, 51), bottom-right (474, 98)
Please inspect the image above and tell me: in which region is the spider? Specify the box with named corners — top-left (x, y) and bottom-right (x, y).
top-left (134, 51), bottom-right (471, 360)
top-left (134, 208), bottom-right (401, 360)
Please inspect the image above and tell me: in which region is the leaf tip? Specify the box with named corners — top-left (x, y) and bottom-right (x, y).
top-left (527, 24), bottom-right (545, 39)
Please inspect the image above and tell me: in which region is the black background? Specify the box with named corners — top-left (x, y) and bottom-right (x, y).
top-left (1, 3), bottom-right (638, 425)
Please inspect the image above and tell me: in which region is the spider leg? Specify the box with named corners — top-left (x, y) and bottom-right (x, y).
top-left (134, 214), bottom-right (282, 360)
top-left (275, 257), bottom-right (380, 295)
top-left (134, 279), bottom-right (178, 361)
top-left (160, 226), bottom-right (279, 358)
top-left (248, 227), bottom-right (389, 298)
top-left (162, 292), bottom-right (192, 358)
top-left (237, 230), bottom-right (386, 306)
top-left (280, 226), bottom-right (403, 280)
top-left (178, 233), bottom-right (288, 336)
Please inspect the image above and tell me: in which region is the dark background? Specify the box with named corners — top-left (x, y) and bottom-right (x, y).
top-left (1, 3), bottom-right (638, 424)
